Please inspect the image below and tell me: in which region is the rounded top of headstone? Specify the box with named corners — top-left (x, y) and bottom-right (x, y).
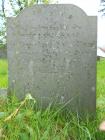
top-left (16, 4), bottom-right (87, 19)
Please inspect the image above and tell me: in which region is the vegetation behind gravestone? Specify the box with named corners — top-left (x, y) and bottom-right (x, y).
top-left (99, 0), bottom-right (105, 15)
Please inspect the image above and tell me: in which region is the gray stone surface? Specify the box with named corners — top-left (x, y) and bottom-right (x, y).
top-left (7, 4), bottom-right (97, 114)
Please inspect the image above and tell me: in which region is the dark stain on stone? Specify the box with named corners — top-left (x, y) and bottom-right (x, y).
top-left (68, 15), bottom-right (72, 19)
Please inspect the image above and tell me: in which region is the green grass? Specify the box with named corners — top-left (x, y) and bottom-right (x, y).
top-left (0, 59), bottom-right (104, 139)
top-left (0, 96), bottom-right (98, 140)
top-left (0, 59), bottom-right (8, 88)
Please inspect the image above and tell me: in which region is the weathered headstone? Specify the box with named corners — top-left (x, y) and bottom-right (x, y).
top-left (7, 4), bottom-right (97, 114)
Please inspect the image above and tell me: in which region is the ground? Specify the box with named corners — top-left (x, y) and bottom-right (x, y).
top-left (0, 59), bottom-right (105, 139)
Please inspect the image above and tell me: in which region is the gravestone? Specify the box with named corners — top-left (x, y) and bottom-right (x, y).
top-left (7, 4), bottom-right (97, 114)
